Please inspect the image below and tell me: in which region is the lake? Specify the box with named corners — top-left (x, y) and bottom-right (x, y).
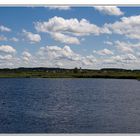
top-left (0, 78), bottom-right (140, 133)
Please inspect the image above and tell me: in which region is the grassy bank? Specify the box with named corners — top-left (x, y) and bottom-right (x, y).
top-left (0, 68), bottom-right (140, 79)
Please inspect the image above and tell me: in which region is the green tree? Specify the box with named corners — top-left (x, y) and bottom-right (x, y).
top-left (73, 67), bottom-right (79, 73)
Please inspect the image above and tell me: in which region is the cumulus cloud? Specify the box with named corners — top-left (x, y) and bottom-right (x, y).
top-left (123, 54), bottom-right (137, 61)
top-left (0, 54), bottom-right (13, 61)
top-left (0, 45), bottom-right (17, 67)
top-left (112, 54), bottom-right (137, 63)
top-left (94, 48), bottom-right (114, 55)
top-left (82, 55), bottom-right (96, 66)
top-left (37, 45), bottom-right (80, 67)
top-left (0, 45), bottom-right (16, 54)
top-left (115, 41), bottom-right (134, 53)
top-left (22, 29), bottom-right (41, 43)
top-left (100, 53), bottom-right (138, 68)
top-left (0, 54), bottom-right (20, 68)
top-left (113, 40), bottom-right (140, 53)
top-left (0, 36), bottom-right (19, 42)
top-left (34, 16), bottom-right (111, 44)
top-left (0, 25), bottom-right (11, 32)
top-left (104, 15), bottom-right (140, 40)
top-left (51, 32), bottom-right (80, 44)
top-left (104, 41), bottom-right (113, 46)
top-left (0, 35), bottom-right (7, 41)
top-left (94, 6), bottom-right (124, 16)
top-left (22, 51), bottom-right (32, 63)
top-left (38, 45), bottom-right (80, 61)
top-left (37, 45), bottom-right (96, 68)
top-left (34, 16), bottom-right (103, 36)
top-left (48, 6), bottom-right (71, 10)
top-left (55, 62), bottom-right (63, 67)
top-left (10, 37), bottom-right (19, 42)
top-left (0, 43), bottom-right (139, 69)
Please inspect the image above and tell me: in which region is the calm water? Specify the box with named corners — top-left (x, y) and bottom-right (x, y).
top-left (0, 78), bottom-right (140, 133)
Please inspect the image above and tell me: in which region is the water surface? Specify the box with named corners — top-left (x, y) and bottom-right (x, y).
top-left (0, 78), bottom-right (140, 133)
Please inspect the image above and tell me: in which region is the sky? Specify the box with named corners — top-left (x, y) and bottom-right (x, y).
top-left (0, 6), bottom-right (140, 69)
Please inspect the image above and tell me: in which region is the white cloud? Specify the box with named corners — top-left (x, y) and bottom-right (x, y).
top-left (0, 54), bottom-right (13, 61)
top-left (0, 43), bottom-right (139, 69)
top-left (112, 54), bottom-right (137, 63)
top-left (0, 54), bottom-right (20, 68)
top-left (99, 53), bottom-right (138, 69)
top-left (0, 35), bottom-right (7, 41)
top-left (82, 55), bottom-right (96, 66)
top-left (104, 41), bottom-right (113, 46)
top-left (0, 45), bottom-right (16, 54)
top-left (10, 37), bottom-right (19, 42)
top-left (0, 45), bottom-right (17, 67)
top-left (0, 25), bottom-right (11, 32)
top-left (22, 51), bottom-right (32, 63)
top-left (48, 6), bottom-right (71, 10)
top-left (22, 29), bottom-right (41, 43)
top-left (51, 32), bottom-right (80, 44)
top-left (37, 45), bottom-right (96, 68)
top-left (34, 16), bottom-right (101, 36)
top-left (22, 51), bottom-right (32, 58)
top-left (0, 36), bottom-right (19, 42)
top-left (34, 16), bottom-right (111, 44)
top-left (55, 62), bottom-right (63, 67)
top-left (94, 6), bottom-right (124, 16)
top-left (94, 48), bottom-right (114, 55)
top-left (38, 45), bottom-right (80, 61)
top-left (123, 54), bottom-right (137, 61)
top-left (104, 15), bottom-right (140, 40)
top-left (35, 16), bottom-right (110, 35)
top-left (115, 41), bottom-right (134, 53)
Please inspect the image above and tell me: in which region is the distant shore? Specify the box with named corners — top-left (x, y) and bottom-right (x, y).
top-left (0, 67), bottom-right (140, 80)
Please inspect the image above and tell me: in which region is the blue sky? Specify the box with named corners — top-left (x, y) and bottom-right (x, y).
top-left (0, 6), bottom-right (140, 69)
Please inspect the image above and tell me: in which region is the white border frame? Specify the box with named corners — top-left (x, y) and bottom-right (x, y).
top-left (0, 1), bottom-right (140, 138)
top-left (0, 0), bottom-right (140, 5)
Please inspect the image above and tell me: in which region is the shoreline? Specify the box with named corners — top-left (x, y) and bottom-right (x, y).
top-left (0, 68), bottom-right (140, 80)
top-left (0, 76), bottom-right (139, 80)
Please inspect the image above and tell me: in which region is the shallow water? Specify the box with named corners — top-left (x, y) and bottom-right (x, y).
top-left (0, 78), bottom-right (140, 133)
